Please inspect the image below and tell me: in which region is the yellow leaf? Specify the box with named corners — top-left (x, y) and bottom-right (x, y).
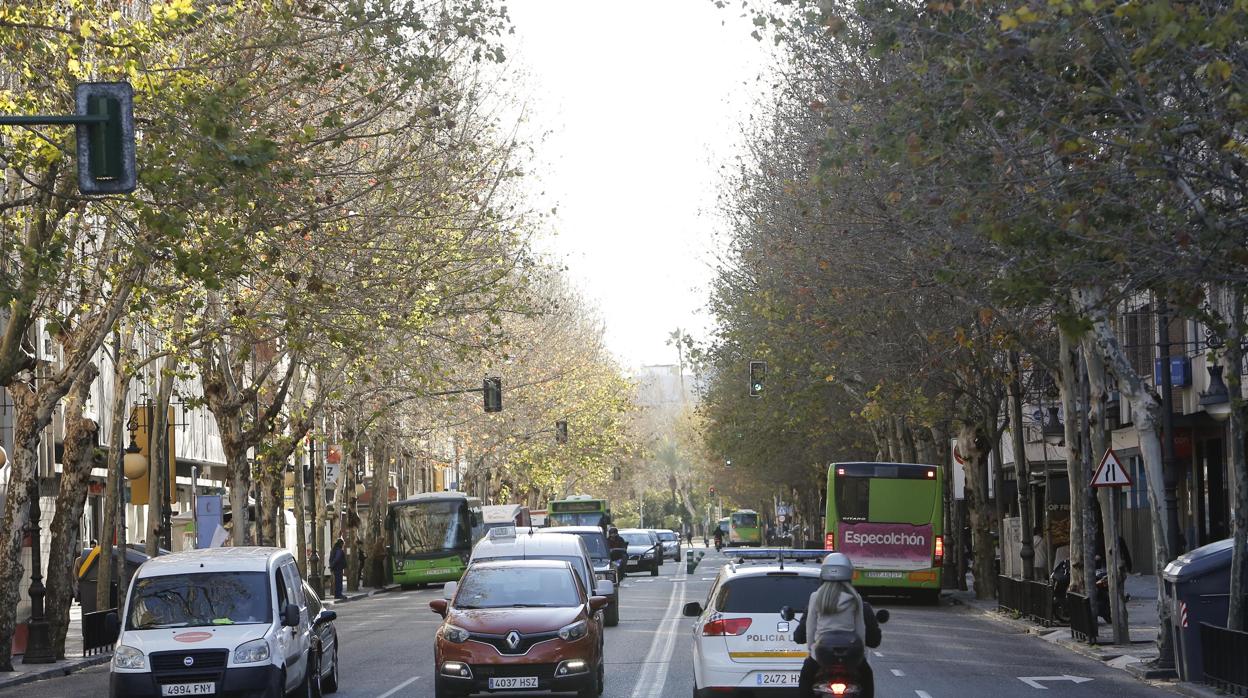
top-left (999, 14), bottom-right (1019, 29)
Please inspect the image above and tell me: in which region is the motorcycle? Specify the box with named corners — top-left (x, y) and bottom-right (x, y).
top-left (780, 605), bottom-right (889, 697)
top-left (1051, 558), bottom-right (1115, 624)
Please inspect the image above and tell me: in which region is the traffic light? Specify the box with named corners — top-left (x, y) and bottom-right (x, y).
top-left (555, 420), bottom-right (568, 444)
top-left (749, 360), bottom-right (766, 397)
top-left (483, 377), bottom-right (502, 412)
top-left (725, 459), bottom-right (733, 468)
top-left (75, 82), bottom-right (135, 194)
top-left (709, 486), bottom-right (717, 495)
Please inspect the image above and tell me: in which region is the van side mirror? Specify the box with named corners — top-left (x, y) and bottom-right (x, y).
top-left (442, 581), bottom-right (458, 600)
top-left (779, 606), bottom-right (796, 622)
top-left (313, 609), bottom-right (337, 627)
top-left (595, 580), bottom-right (614, 597)
top-left (282, 603), bottom-right (299, 627)
top-left (682, 601), bottom-right (703, 617)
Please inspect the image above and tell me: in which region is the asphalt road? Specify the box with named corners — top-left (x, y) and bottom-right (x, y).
top-left (0, 548), bottom-right (1184, 697)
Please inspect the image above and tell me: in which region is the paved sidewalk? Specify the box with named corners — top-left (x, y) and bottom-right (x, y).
top-left (324, 582), bottom-right (401, 605)
top-left (0, 603), bottom-right (111, 692)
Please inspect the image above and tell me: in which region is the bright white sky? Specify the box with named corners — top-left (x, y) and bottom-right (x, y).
top-left (501, 1), bottom-right (770, 368)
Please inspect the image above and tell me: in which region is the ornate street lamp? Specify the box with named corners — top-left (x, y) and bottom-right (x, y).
top-left (1199, 364), bottom-right (1233, 422)
top-left (1042, 405), bottom-right (1065, 445)
top-left (22, 478), bottom-right (54, 664)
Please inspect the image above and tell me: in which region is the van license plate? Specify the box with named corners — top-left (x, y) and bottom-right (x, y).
top-left (754, 672), bottom-right (799, 685)
top-left (161, 682), bottom-right (214, 696)
top-left (488, 677), bottom-right (538, 689)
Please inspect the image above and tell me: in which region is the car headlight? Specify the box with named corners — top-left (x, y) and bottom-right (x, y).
top-left (234, 638), bottom-right (271, 664)
top-left (442, 624), bottom-right (471, 643)
top-left (558, 619), bottom-right (588, 642)
top-left (643, 550), bottom-right (655, 558)
top-left (113, 645), bottom-right (146, 670)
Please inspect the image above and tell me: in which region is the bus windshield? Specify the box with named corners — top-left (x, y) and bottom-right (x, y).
top-left (548, 511), bottom-right (608, 527)
top-left (732, 512), bottom-right (758, 527)
top-left (393, 501), bottom-right (470, 556)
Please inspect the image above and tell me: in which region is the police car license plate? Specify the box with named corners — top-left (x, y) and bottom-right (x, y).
top-left (488, 677), bottom-right (538, 690)
top-left (160, 682), bottom-right (214, 696)
top-left (754, 672), bottom-right (799, 686)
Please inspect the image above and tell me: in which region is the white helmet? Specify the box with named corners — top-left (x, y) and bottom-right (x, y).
top-left (819, 553), bottom-right (854, 582)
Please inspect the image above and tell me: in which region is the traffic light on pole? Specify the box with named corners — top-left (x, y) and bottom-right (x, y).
top-left (483, 377), bottom-right (502, 412)
top-left (75, 82), bottom-right (136, 194)
top-left (555, 420), bottom-right (568, 444)
top-left (749, 360), bottom-right (766, 397)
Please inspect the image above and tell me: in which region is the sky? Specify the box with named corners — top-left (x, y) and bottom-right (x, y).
top-left (500, 1), bottom-right (771, 368)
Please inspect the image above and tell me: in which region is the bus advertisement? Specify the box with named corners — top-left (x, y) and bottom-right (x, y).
top-left (728, 509), bottom-right (762, 547)
top-left (547, 494), bottom-right (611, 528)
top-left (388, 492), bottom-right (484, 586)
top-left (824, 461), bottom-right (943, 603)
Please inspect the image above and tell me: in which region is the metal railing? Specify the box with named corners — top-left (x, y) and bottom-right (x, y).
top-left (998, 575), bottom-right (1062, 626)
top-left (1201, 622), bottom-right (1248, 696)
top-left (997, 575), bottom-right (1023, 614)
top-left (1066, 592), bottom-right (1098, 644)
top-left (82, 608), bottom-right (119, 656)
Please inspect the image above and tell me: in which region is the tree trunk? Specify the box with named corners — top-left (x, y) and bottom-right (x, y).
top-left (1076, 349), bottom-right (1101, 640)
top-left (1058, 330), bottom-right (1088, 595)
top-left (295, 440), bottom-right (308, 576)
top-left (1083, 336), bottom-right (1130, 642)
top-left (1009, 351), bottom-right (1035, 580)
top-left (1223, 289), bottom-right (1246, 631)
top-left (311, 431), bottom-right (325, 596)
top-left (97, 327), bottom-right (131, 612)
top-left (0, 378), bottom-right (71, 671)
top-left (147, 355), bottom-right (177, 556)
top-left (47, 366), bottom-right (99, 658)
top-left (1075, 285), bottom-right (1175, 661)
top-left (933, 423), bottom-right (959, 587)
top-left (958, 421), bottom-right (997, 600)
top-left (345, 446), bottom-right (360, 593)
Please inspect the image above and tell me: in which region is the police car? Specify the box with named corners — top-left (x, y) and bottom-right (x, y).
top-left (683, 549), bottom-right (828, 696)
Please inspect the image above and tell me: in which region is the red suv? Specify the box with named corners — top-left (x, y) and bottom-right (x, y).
top-left (430, 559), bottom-right (607, 697)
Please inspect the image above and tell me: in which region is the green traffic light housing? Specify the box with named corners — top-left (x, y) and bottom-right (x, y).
top-left (75, 82), bottom-right (135, 194)
top-left (749, 360), bottom-right (766, 397)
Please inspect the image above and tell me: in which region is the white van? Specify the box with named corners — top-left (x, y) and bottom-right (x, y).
top-left (109, 547), bottom-right (333, 698)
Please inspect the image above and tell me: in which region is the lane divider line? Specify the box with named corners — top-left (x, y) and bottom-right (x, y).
top-left (891, 669), bottom-right (906, 677)
top-left (376, 675), bottom-right (420, 698)
top-left (630, 567), bottom-right (688, 698)
top-left (916, 691), bottom-right (933, 698)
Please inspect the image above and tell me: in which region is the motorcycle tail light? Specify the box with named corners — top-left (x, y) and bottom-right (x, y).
top-left (830, 682), bottom-right (848, 695)
top-left (701, 617), bottom-right (752, 636)
top-left (825, 533), bottom-right (836, 551)
top-left (934, 536), bottom-right (945, 566)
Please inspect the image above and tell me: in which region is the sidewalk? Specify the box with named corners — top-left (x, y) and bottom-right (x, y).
top-left (0, 603), bottom-right (111, 692)
top-left (325, 582), bottom-right (401, 606)
top-left (948, 573), bottom-right (1230, 696)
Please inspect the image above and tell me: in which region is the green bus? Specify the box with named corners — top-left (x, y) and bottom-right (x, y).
top-left (547, 494), bottom-right (611, 528)
top-left (388, 492), bottom-right (484, 586)
top-left (728, 509), bottom-right (762, 547)
top-left (825, 461), bottom-right (944, 603)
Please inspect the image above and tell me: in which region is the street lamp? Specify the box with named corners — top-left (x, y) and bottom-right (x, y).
top-left (1042, 406), bottom-right (1065, 445)
top-left (22, 477), bottom-right (54, 664)
top-left (123, 436), bottom-right (148, 480)
top-left (1200, 364), bottom-right (1233, 422)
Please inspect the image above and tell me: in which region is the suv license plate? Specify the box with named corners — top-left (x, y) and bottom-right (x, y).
top-left (488, 677), bottom-right (539, 689)
top-left (161, 683), bottom-right (214, 696)
top-left (754, 672), bottom-right (799, 686)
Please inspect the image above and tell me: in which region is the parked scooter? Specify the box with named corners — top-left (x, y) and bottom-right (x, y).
top-left (1051, 557), bottom-right (1115, 624)
top-left (780, 605), bottom-right (890, 697)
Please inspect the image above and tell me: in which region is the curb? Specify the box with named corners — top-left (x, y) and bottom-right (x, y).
top-left (0, 654), bottom-right (111, 691)
top-left (326, 583), bottom-right (401, 606)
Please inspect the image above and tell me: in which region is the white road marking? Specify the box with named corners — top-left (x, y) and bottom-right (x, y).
top-left (891, 669), bottom-right (906, 677)
top-left (630, 566), bottom-right (687, 698)
top-left (376, 675), bottom-right (420, 698)
top-left (1018, 675), bottom-right (1093, 689)
top-left (873, 651), bottom-right (885, 658)
top-left (916, 691), bottom-right (933, 698)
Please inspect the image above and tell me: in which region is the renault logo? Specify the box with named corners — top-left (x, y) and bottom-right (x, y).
top-left (505, 631), bottom-right (521, 650)
top-left (183, 656), bottom-right (194, 667)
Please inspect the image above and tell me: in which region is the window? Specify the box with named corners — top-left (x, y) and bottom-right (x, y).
top-left (715, 575), bottom-right (821, 613)
top-left (835, 477), bottom-right (870, 523)
top-left (1122, 303), bottom-right (1155, 381)
top-left (454, 566), bottom-right (582, 608)
top-left (127, 572), bottom-right (271, 629)
top-left (303, 582), bottom-right (322, 617)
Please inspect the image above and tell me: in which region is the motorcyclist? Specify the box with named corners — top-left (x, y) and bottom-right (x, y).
top-left (793, 553), bottom-right (879, 698)
top-left (713, 527), bottom-right (724, 551)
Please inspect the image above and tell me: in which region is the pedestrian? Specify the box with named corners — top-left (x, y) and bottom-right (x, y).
top-left (1032, 526), bottom-right (1047, 577)
top-left (329, 538), bottom-right (347, 600)
top-left (356, 547), bottom-right (366, 587)
top-left (684, 529), bottom-right (692, 547)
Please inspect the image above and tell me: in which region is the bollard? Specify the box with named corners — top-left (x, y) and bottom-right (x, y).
top-left (686, 550), bottom-right (698, 574)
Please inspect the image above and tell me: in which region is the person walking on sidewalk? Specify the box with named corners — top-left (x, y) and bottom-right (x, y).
top-left (329, 538), bottom-right (348, 600)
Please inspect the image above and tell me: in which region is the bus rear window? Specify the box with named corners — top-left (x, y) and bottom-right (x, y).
top-left (715, 575), bottom-right (821, 613)
top-left (835, 475), bottom-right (936, 525)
